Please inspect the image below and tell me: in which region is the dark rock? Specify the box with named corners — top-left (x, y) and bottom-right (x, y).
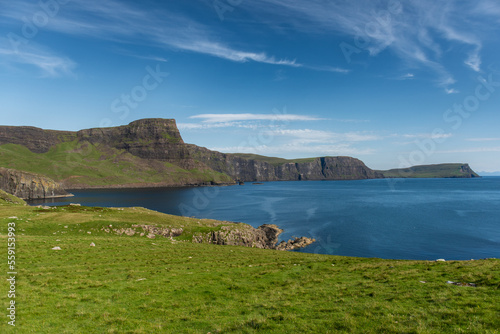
top-left (276, 236), bottom-right (316, 251)
top-left (194, 223), bottom-right (315, 251)
top-left (459, 164), bottom-right (480, 178)
top-left (0, 167), bottom-right (70, 200)
top-left (77, 119), bottom-right (197, 169)
top-left (187, 145), bottom-right (384, 182)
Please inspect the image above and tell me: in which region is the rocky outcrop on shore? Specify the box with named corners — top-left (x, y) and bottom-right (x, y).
top-left (0, 167), bottom-right (70, 200)
top-left (193, 223), bottom-right (316, 251)
top-left (101, 224), bottom-right (184, 239)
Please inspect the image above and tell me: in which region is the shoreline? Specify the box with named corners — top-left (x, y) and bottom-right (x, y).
top-left (62, 181), bottom-right (237, 191)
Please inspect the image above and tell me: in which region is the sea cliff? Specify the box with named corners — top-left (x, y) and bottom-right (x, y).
top-left (0, 167), bottom-right (70, 200)
top-left (187, 145), bottom-right (383, 182)
top-left (0, 118), bottom-right (480, 197)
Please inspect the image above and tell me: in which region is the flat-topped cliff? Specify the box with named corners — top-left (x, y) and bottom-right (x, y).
top-left (379, 163), bottom-right (480, 178)
top-left (0, 118), bottom-right (480, 196)
top-left (187, 145), bottom-right (383, 181)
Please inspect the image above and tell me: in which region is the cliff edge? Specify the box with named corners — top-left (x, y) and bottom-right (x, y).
top-left (0, 167), bottom-right (70, 200)
top-left (187, 145), bottom-right (384, 182)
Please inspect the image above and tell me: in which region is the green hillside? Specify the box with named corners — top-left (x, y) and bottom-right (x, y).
top-left (379, 163), bottom-right (480, 178)
top-left (0, 189), bottom-right (26, 206)
top-left (0, 197), bottom-right (498, 333)
top-left (0, 142), bottom-right (233, 188)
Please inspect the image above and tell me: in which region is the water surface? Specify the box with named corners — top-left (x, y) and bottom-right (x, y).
top-left (33, 177), bottom-right (500, 260)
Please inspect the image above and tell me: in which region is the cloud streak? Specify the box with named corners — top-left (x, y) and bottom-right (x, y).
top-left (247, 0), bottom-right (494, 88)
top-left (190, 113), bottom-right (325, 123)
top-left (0, 0), bottom-right (337, 72)
top-left (0, 40), bottom-right (76, 77)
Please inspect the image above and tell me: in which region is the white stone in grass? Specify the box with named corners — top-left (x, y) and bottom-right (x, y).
top-left (436, 259), bottom-right (446, 262)
top-left (8, 216), bottom-right (18, 219)
top-left (90, 242), bottom-right (96, 247)
top-left (87, 231), bottom-right (91, 234)
top-left (52, 246), bottom-right (62, 250)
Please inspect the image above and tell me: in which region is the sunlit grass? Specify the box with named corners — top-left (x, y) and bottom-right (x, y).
top-left (0, 201), bottom-right (498, 333)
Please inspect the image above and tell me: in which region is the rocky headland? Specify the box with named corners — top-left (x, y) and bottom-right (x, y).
top-left (0, 118), bottom-right (481, 199)
top-left (0, 167), bottom-right (70, 200)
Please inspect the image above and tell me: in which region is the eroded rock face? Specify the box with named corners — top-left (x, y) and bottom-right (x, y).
top-left (276, 237), bottom-right (316, 251)
top-left (77, 119), bottom-right (197, 169)
top-left (0, 167), bottom-right (69, 200)
top-left (101, 224), bottom-right (184, 238)
top-left (188, 145), bottom-right (384, 182)
top-left (194, 223), bottom-right (315, 251)
top-left (459, 164), bottom-right (480, 178)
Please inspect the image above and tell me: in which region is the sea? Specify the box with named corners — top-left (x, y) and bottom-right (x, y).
top-left (31, 177), bottom-right (500, 261)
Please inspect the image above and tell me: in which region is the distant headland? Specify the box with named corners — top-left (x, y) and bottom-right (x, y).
top-left (0, 118), bottom-right (480, 199)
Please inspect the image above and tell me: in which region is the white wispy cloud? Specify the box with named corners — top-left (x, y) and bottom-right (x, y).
top-left (397, 133), bottom-right (453, 140)
top-left (172, 41), bottom-right (300, 66)
top-left (445, 88), bottom-right (459, 94)
top-left (190, 113), bottom-right (325, 123)
top-left (303, 65), bottom-right (350, 73)
top-left (0, 0), bottom-right (337, 72)
top-left (399, 73), bottom-right (414, 80)
top-left (248, 0), bottom-right (492, 87)
top-left (0, 40), bottom-right (76, 77)
top-left (466, 137), bottom-right (500, 142)
top-left (177, 122), bottom-right (260, 130)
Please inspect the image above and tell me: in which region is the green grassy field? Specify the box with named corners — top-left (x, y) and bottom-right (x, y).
top-left (0, 194), bottom-right (498, 333)
top-left (0, 142), bottom-right (233, 188)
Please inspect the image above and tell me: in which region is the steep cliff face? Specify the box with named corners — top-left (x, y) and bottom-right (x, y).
top-left (459, 164), bottom-right (480, 178)
top-left (77, 119), bottom-right (197, 169)
top-left (0, 167), bottom-right (70, 200)
top-left (187, 145), bottom-right (384, 181)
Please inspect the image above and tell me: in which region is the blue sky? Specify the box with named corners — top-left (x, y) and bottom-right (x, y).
top-left (1, 0), bottom-right (500, 172)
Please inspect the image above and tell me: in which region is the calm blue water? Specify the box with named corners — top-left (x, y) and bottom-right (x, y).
top-left (33, 178), bottom-right (500, 260)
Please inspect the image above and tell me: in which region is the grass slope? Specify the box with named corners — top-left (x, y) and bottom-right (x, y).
top-left (0, 190), bottom-right (27, 206)
top-left (0, 142), bottom-right (232, 188)
top-left (0, 199), bottom-right (498, 333)
top-left (380, 164), bottom-right (479, 178)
